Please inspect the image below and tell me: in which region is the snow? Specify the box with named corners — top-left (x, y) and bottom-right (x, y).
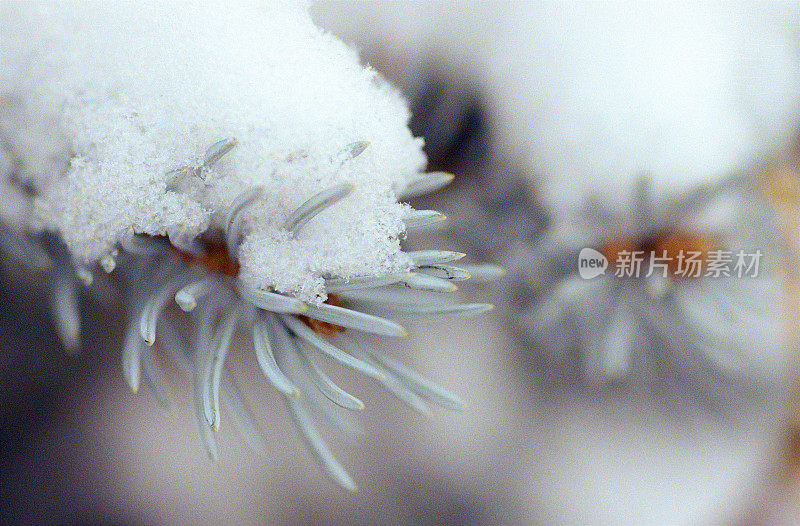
top-left (314, 1), bottom-right (800, 213)
top-left (481, 2), bottom-right (800, 212)
top-left (1, 1), bottom-right (425, 301)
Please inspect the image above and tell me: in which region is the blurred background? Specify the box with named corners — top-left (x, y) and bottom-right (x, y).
top-left (3, 2), bottom-right (800, 524)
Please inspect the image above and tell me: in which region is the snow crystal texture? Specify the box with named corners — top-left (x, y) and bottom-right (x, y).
top-left (1, 1), bottom-right (425, 301)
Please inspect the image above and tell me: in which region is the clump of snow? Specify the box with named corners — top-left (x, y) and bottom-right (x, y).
top-left (239, 189), bottom-right (412, 302)
top-left (1, 1), bottom-right (425, 301)
top-left (314, 1), bottom-right (800, 213)
top-left (481, 3), bottom-right (800, 213)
